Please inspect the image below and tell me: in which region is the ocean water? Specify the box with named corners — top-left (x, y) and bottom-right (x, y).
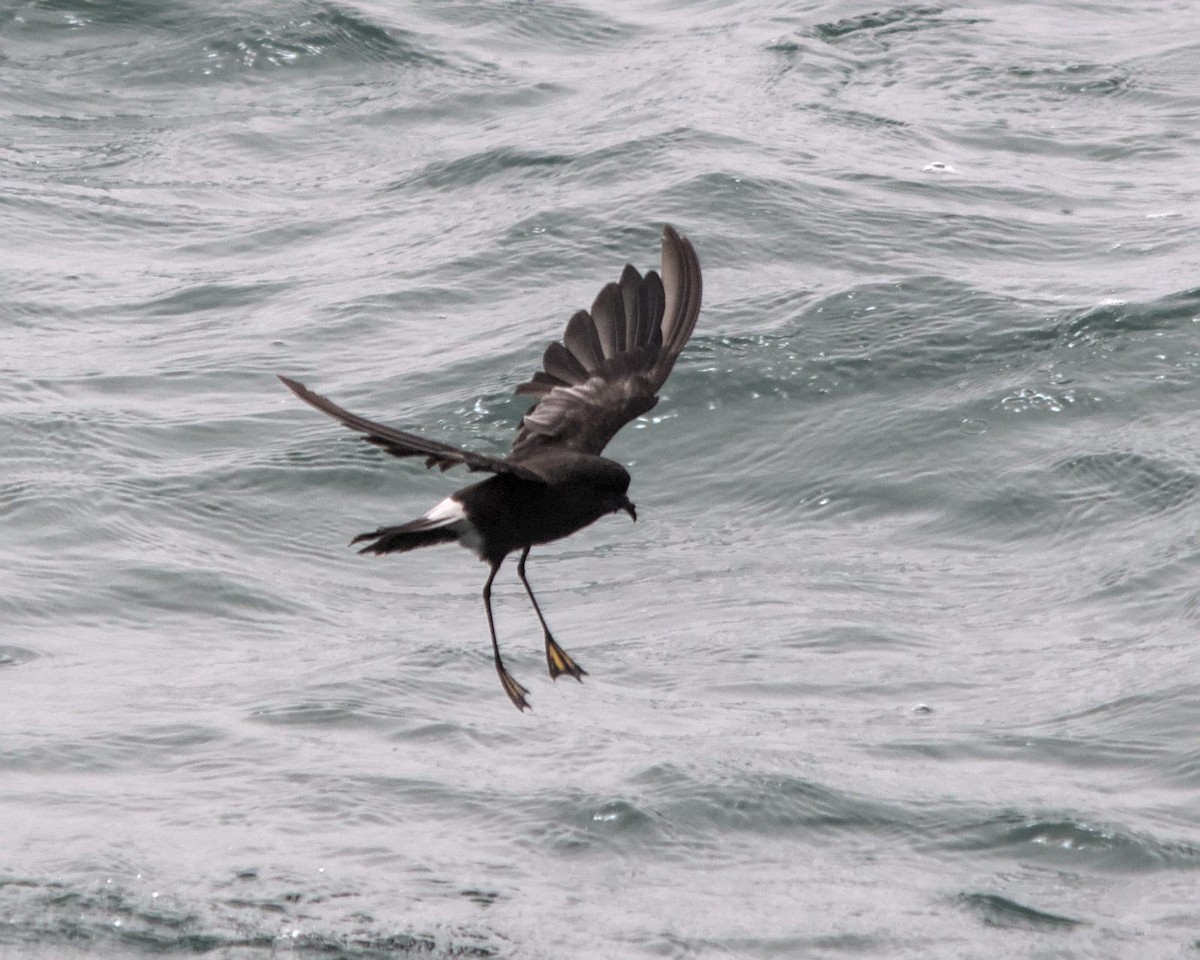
top-left (3, 0), bottom-right (1199, 956)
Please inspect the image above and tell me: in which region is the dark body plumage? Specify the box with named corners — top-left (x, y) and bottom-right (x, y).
top-left (280, 225), bottom-right (702, 710)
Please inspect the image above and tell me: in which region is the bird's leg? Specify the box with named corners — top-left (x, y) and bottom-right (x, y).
top-left (483, 560), bottom-right (530, 711)
top-left (517, 547), bottom-right (587, 682)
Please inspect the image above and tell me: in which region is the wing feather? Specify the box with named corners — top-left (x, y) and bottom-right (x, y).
top-left (278, 376), bottom-right (542, 481)
top-left (563, 309), bottom-right (605, 373)
top-left (281, 226), bottom-right (701, 473)
top-left (660, 224), bottom-right (702, 379)
top-left (591, 282), bottom-right (626, 359)
top-left (510, 225), bottom-right (702, 458)
top-left (541, 340), bottom-right (589, 385)
top-left (618, 265), bottom-right (643, 352)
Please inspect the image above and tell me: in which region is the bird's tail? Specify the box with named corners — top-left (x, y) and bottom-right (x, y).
top-left (351, 518), bottom-right (459, 555)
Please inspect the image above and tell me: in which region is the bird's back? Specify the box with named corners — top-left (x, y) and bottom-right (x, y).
top-left (458, 451), bottom-right (631, 562)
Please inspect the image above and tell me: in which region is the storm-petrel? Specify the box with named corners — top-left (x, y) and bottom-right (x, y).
top-left (280, 225), bottom-right (702, 710)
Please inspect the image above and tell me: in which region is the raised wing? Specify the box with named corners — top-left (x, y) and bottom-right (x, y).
top-left (278, 376), bottom-right (543, 481)
top-left (510, 224), bottom-right (702, 459)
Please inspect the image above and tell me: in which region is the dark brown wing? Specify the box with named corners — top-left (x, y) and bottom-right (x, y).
top-left (278, 376), bottom-right (543, 481)
top-left (510, 224), bottom-right (702, 459)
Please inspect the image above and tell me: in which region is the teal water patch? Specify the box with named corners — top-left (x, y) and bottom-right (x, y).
top-left (4, 0), bottom-right (1200, 955)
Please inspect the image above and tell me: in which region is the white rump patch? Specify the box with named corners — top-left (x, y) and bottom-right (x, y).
top-left (424, 495), bottom-right (485, 558)
top-left (423, 496), bottom-right (467, 527)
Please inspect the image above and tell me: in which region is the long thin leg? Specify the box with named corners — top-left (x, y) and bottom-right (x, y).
top-left (483, 560), bottom-right (530, 711)
top-left (517, 546), bottom-right (587, 682)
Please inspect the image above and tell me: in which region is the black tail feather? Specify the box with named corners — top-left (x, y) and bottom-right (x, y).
top-left (352, 524), bottom-right (458, 555)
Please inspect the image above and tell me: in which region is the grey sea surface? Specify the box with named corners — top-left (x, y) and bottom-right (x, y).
top-left (3, 0), bottom-right (1199, 957)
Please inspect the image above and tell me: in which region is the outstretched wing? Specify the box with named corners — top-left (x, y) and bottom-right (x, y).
top-left (510, 224), bottom-right (702, 459)
top-left (278, 376), bottom-right (543, 481)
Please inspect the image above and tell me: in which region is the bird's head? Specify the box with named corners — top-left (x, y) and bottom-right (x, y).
top-left (596, 486), bottom-right (635, 522)
top-left (605, 467), bottom-right (635, 522)
top-left (570, 456), bottom-right (636, 522)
